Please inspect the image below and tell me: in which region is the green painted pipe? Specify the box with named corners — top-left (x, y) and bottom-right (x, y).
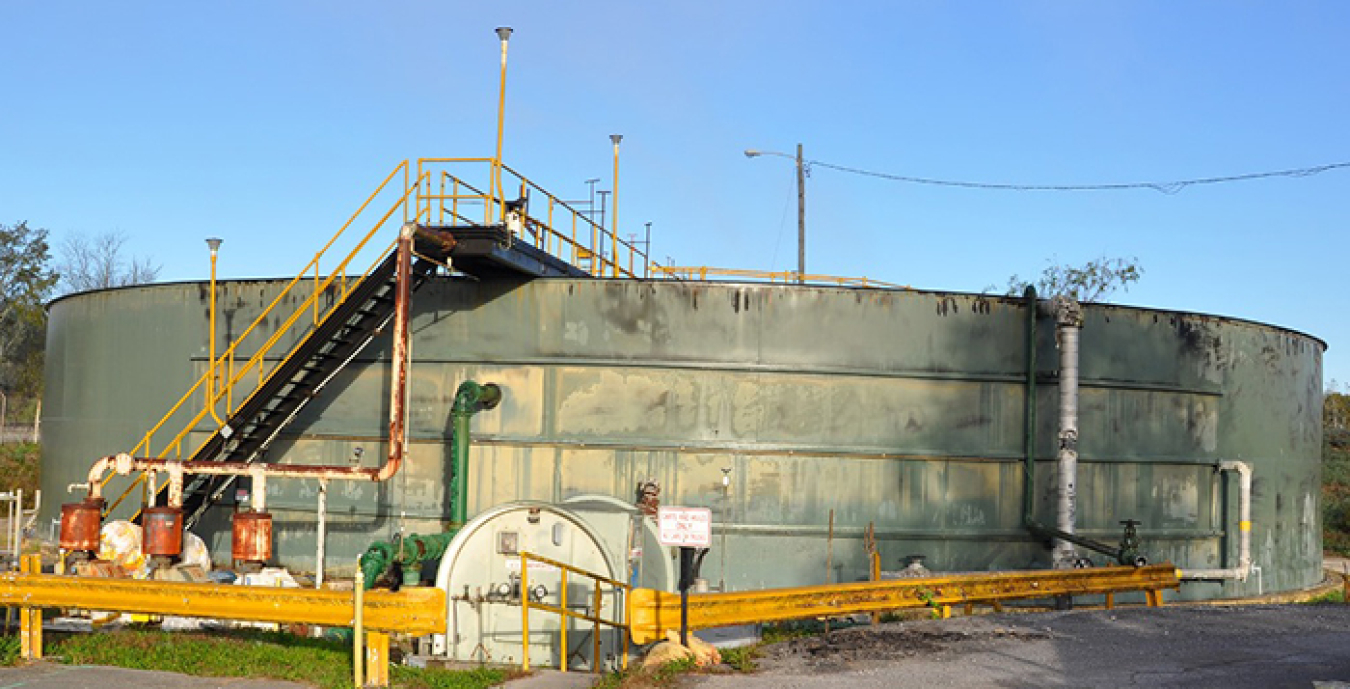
top-left (1023, 286), bottom-right (1038, 529)
top-left (451, 381), bottom-right (502, 527)
top-left (358, 380), bottom-right (502, 588)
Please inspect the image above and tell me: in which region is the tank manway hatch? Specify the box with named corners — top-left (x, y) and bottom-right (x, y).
top-left (431, 496), bottom-right (675, 670)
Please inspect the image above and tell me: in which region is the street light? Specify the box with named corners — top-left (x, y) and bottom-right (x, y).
top-left (610, 134), bottom-right (623, 277)
top-left (206, 237), bottom-right (223, 424)
top-left (745, 145), bottom-right (806, 284)
top-left (494, 27), bottom-right (514, 217)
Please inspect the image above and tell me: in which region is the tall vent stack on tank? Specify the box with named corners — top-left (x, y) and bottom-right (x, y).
top-left (1052, 295), bottom-right (1082, 569)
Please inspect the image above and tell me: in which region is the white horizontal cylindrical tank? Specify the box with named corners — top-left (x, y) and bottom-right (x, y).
top-left (432, 497), bottom-right (674, 670)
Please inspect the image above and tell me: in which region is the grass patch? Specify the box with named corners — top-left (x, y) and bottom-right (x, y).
top-left (390, 664), bottom-right (509, 689)
top-left (43, 627), bottom-right (504, 689)
top-left (760, 621), bottom-right (823, 645)
top-left (717, 645), bottom-right (758, 672)
top-left (0, 633), bottom-right (19, 667)
top-left (1305, 588), bottom-right (1347, 605)
top-left (594, 656), bottom-right (699, 689)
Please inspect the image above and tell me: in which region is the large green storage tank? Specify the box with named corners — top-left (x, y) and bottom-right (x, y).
top-left (40, 276), bottom-right (1324, 600)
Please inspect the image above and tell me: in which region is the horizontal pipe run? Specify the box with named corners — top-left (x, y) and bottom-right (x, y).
top-left (106, 455), bottom-right (397, 482)
top-left (710, 523), bottom-right (1224, 542)
top-left (0, 572), bottom-right (445, 634)
top-left (1179, 461), bottom-right (1253, 582)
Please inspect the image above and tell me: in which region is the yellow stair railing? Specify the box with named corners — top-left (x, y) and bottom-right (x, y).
top-left (103, 157), bottom-right (652, 518)
top-left (103, 161), bottom-right (429, 516)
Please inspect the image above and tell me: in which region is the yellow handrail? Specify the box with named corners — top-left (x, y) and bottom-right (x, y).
top-left (107, 156), bottom-right (652, 517)
top-left (415, 158), bottom-right (650, 279)
top-left (104, 163), bottom-right (427, 516)
top-left (652, 265), bottom-right (909, 290)
top-left (519, 551), bottom-right (630, 674)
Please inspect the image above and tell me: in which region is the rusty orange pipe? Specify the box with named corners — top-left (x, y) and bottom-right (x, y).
top-left (85, 224), bottom-right (419, 507)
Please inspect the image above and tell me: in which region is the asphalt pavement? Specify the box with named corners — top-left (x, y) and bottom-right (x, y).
top-left (688, 604), bottom-right (1350, 689)
top-left (6, 600), bottom-right (1350, 688)
top-left (0, 663), bottom-right (308, 689)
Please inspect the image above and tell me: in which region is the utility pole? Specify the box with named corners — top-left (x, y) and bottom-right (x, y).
top-left (744, 145), bottom-right (807, 283)
top-left (796, 143), bottom-right (805, 285)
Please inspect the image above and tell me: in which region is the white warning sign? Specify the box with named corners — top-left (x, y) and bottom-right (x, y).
top-left (657, 506), bottom-right (712, 547)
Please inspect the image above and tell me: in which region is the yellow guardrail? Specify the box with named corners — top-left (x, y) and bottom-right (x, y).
top-left (0, 567), bottom-right (445, 634)
top-left (4, 555), bottom-right (440, 687)
top-left (628, 564), bottom-right (1180, 644)
top-left (520, 551), bottom-right (631, 674)
top-left (652, 265), bottom-right (908, 289)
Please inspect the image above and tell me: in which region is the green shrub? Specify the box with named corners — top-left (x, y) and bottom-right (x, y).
top-left (0, 443), bottom-right (39, 495)
top-left (0, 632), bottom-right (19, 667)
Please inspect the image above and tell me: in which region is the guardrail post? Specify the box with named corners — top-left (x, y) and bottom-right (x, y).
top-left (592, 581), bottom-right (602, 674)
top-left (354, 568), bottom-right (365, 687)
top-left (20, 554), bottom-right (41, 659)
top-left (521, 552), bottom-right (530, 672)
top-left (366, 631), bottom-right (389, 687)
top-left (560, 568), bottom-right (568, 672)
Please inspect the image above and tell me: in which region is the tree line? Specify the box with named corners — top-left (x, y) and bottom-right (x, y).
top-left (0, 221), bottom-right (160, 425)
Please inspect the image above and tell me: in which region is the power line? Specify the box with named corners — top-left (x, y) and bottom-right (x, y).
top-left (781, 155), bottom-right (1350, 195)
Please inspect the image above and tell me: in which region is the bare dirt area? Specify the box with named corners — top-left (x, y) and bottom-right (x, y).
top-left (688, 605), bottom-right (1350, 688)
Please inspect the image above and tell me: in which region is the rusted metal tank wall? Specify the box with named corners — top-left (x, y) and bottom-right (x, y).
top-left (40, 278), bottom-right (1323, 600)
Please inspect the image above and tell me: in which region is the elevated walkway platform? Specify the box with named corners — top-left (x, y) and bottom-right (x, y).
top-left (433, 224), bottom-right (591, 279)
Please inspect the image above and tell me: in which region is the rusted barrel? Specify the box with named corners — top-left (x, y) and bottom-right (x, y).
top-left (232, 511), bottom-right (273, 563)
top-left (59, 498), bottom-right (104, 552)
top-left (142, 506), bottom-right (184, 558)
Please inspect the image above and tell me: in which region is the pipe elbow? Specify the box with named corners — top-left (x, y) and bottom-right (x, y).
top-left (374, 457), bottom-right (400, 483)
top-left (452, 381), bottom-right (503, 417)
top-left (86, 455), bottom-right (121, 498)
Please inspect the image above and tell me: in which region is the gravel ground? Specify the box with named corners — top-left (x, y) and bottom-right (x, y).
top-left (687, 605), bottom-right (1350, 689)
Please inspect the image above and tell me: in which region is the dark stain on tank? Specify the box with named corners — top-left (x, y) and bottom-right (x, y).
top-left (954, 414), bottom-right (990, 430)
top-left (936, 297), bottom-right (959, 316)
top-left (732, 291), bottom-right (741, 314)
top-left (648, 390), bottom-right (669, 413)
top-left (1261, 344), bottom-right (1280, 368)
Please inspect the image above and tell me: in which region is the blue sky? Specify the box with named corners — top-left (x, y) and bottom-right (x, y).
top-left (3, 2), bottom-right (1348, 385)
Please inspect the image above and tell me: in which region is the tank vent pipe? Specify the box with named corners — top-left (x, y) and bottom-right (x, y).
top-left (1052, 295), bottom-right (1082, 569)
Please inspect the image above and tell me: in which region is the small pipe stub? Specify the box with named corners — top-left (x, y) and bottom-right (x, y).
top-left (142, 506), bottom-right (184, 558)
top-left (59, 498), bottom-right (104, 553)
top-left (232, 511), bottom-right (273, 566)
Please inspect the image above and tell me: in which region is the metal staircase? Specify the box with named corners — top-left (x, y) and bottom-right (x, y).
top-left (179, 252), bottom-right (442, 528)
top-left (101, 157), bottom-right (650, 524)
